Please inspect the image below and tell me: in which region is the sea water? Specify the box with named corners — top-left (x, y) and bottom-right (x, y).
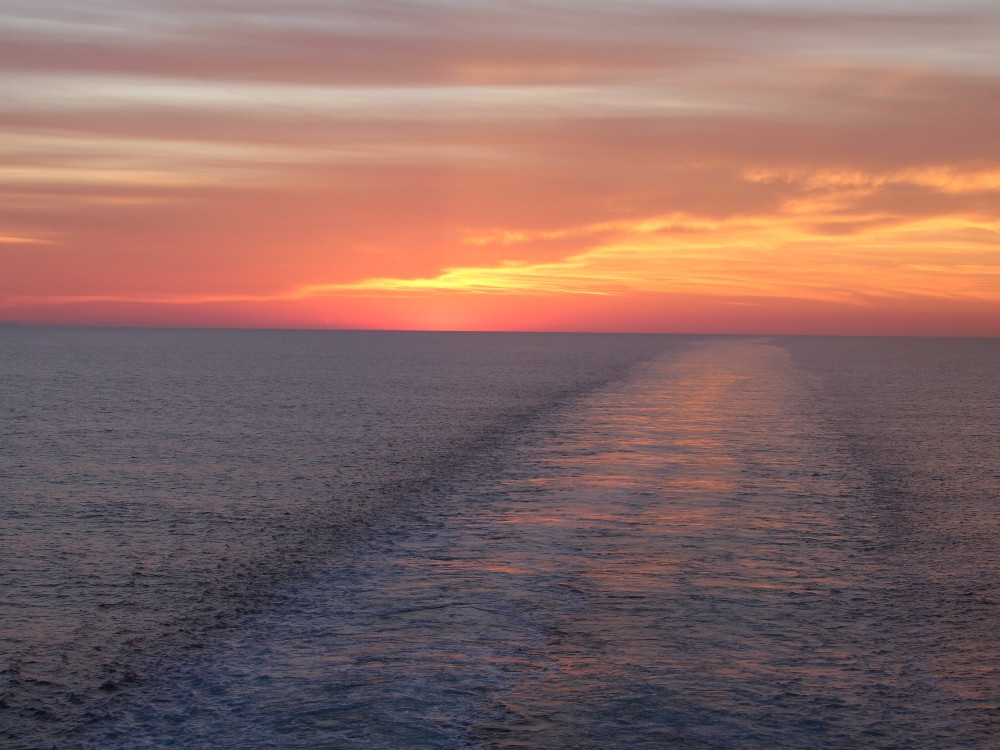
top-left (1, 330), bottom-right (997, 748)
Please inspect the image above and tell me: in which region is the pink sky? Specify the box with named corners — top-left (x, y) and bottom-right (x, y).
top-left (2, 1), bottom-right (998, 334)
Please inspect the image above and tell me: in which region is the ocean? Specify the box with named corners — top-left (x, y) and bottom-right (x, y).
top-left (1, 329), bottom-right (998, 748)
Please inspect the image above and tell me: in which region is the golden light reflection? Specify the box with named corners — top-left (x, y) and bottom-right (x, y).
top-left (0, 234), bottom-right (53, 245)
top-left (295, 260), bottom-right (619, 297)
top-left (305, 206), bottom-right (1000, 310)
top-left (743, 165), bottom-right (1000, 195)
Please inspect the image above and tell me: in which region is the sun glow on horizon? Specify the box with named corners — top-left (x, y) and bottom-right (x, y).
top-left (2, 1), bottom-right (998, 334)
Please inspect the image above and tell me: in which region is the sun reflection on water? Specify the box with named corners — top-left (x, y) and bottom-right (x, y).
top-left (417, 338), bottom-right (978, 747)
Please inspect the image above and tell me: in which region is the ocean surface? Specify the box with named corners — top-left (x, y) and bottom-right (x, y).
top-left (1, 329), bottom-right (998, 748)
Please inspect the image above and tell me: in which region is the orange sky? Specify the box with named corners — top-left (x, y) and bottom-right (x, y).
top-left (2, 0), bottom-right (998, 334)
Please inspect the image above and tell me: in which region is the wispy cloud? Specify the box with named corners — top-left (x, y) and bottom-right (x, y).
top-left (2, 0), bottom-right (998, 332)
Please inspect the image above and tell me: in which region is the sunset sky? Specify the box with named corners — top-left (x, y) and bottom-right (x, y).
top-left (2, 0), bottom-right (998, 334)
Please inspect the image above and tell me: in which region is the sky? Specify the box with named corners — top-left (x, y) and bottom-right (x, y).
top-left (1, 0), bottom-right (998, 334)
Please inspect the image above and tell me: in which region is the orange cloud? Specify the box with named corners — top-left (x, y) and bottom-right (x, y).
top-left (2, 1), bottom-right (999, 334)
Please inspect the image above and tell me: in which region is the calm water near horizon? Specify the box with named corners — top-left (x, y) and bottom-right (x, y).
top-left (1, 329), bottom-right (998, 748)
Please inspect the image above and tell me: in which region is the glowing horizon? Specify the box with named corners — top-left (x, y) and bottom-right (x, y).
top-left (2, 1), bottom-right (999, 335)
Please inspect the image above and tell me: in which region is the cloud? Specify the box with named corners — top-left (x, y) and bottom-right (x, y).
top-left (2, 1), bottom-right (999, 333)
top-left (3, 1), bottom-right (998, 85)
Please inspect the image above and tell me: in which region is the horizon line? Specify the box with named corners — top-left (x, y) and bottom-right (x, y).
top-left (2, 322), bottom-right (997, 340)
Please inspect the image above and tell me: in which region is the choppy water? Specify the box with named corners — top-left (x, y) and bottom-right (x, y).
top-left (1, 330), bottom-right (998, 748)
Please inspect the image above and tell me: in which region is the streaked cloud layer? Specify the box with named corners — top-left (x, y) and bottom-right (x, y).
top-left (2, 0), bottom-right (998, 333)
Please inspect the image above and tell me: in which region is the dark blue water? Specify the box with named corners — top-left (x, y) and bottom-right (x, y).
top-left (1, 330), bottom-right (998, 748)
